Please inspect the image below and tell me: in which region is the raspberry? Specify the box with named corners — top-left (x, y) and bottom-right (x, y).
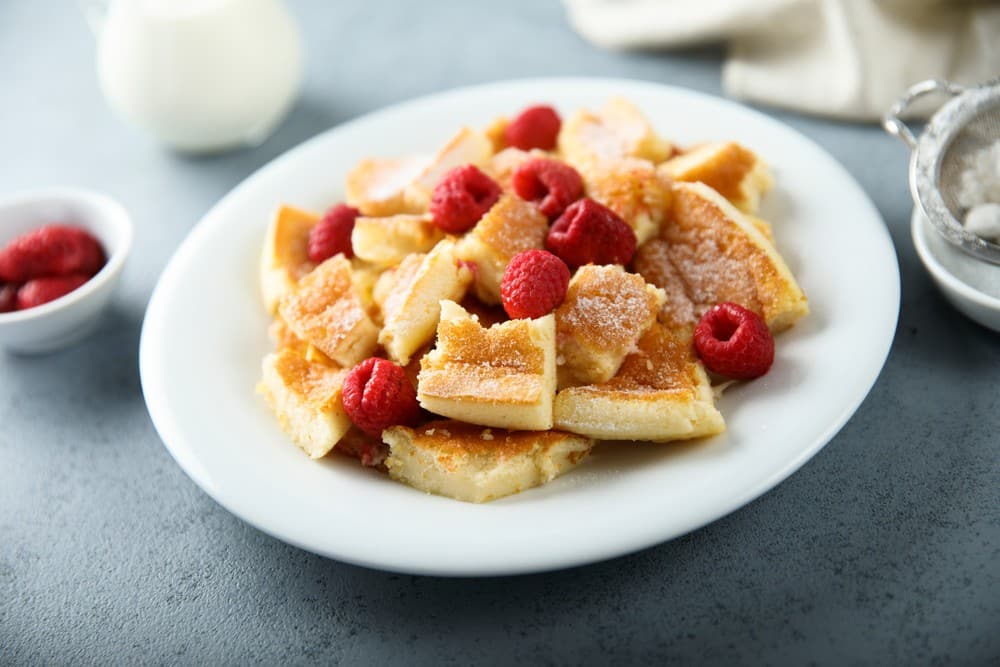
top-left (0, 225), bottom-right (105, 282)
top-left (693, 302), bottom-right (774, 379)
top-left (429, 165), bottom-right (502, 233)
top-left (308, 203), bottom-right (360, 263)
top-left (15, 273), bottom-right (90, 310)
top-left (504, 105), bottom-right (561, 151)
top-left (546, 198), bottom-right (637, 268)
top-left (342, 357), bottom-right (422, 437)
top-left (500, 250), bottom-right (570, 320)
top-left (0, 283), bottom-right (18, 313)
top-left (512, 158), bottom-right (584, 219)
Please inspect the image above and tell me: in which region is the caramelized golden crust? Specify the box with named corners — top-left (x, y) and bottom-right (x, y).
top-left (658, 182), bottom-right (808, 332)
top-left (266, 347), bottom-right (346, 410)
top-left (259, 205), bottom-right (318, 314)
top-left (632, 239), bottom-right (698, 331)
top-left (258, 347), bottom-right (350, 459)
top-left (553, 323), bottom-right (725, 442)
top-left (345, 156), bottom-right (430, 217)
top-left (383, 419), bottom-right (593, 503)
top-left (418, 301), bottom-right (556, 430)
top-left (583, 157), bottom-right (672, 245)
top-left (588, 322), bottom-right (697, 395)
top-left (455, 194), bottom-right (549, 304)
top-left (278, 255), bottom-right (379, 367)
top-left (470, 195), bottom-right (548, 261)
top-left (658, 142), bottom-right (773, 214)
top-left (554, 265), bottom-right (665, 387)
top-left (432, 308), bottom-right (547, 371)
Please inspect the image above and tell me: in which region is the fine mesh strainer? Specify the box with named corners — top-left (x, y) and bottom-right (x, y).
top-left (883, 78), bottom-right (1000, 265)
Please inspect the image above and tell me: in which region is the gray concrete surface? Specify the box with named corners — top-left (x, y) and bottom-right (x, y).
top-left (2, 1), bottom-right (998, 664)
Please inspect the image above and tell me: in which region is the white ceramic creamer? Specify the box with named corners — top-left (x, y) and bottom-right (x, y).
top-left (90, 0), bottom-right (303, 152)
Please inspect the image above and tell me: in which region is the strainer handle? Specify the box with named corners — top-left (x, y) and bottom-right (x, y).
top-left (883, 79), bottom-right (965, 150)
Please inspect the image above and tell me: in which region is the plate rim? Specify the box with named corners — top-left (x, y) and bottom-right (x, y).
top-left (139, 76), bottom-right (901, 576)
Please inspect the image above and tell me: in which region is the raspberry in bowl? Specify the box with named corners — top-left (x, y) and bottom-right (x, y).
top-left (0, 188), bottom-right (133, 354)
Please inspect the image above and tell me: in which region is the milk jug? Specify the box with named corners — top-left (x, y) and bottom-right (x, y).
top-left (86, 0), bottom-right (303, 152)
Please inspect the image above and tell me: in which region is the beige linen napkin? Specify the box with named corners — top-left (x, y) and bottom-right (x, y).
top-left (564, 0), bottom-right (1000, 120)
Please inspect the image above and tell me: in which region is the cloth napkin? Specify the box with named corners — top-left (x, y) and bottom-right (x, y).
top-left (563, 0), bottom-right (1000, 121)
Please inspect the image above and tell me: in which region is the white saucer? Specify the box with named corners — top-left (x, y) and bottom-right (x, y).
top-left (912, 208), bottom-right (1000, 332)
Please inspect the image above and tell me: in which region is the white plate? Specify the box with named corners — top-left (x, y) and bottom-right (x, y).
top-left (139, 78), bottom-right (899, 576)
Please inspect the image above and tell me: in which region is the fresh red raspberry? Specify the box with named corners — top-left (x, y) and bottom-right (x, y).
top-left (342, 357), bottom-right (422, 437)
top-left (0, 283), bottom-right (18, 313)
top-left (308, 203), bottom-right (360, 263)
top-left (0, 225), bottom-right (105, 282)
top-left (693, 302), bottom-right (774, 379)
top-left (546, 198), bottom-right (637, 268)
top-left (15, 273), bottom-right (90, 310)
top-left (504, 105), bottom-right (561, 151)
top-left (500, 250), bottom-right (570, 320)
top-left (512, 158), bottom-right (584, 219)
top-left (429, 165), bottom-right (502, 233)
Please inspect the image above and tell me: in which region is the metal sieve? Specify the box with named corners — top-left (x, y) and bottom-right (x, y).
top-left (883, 78), bottom-right (1000, 265)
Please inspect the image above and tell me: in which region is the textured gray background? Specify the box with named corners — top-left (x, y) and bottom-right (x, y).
top-left (2, 1), bottom-right (998, 665)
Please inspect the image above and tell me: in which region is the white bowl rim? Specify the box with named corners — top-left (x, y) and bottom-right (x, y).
top-left (0, 187), bottom-right (134, 324)
top-left (911, 208), bottom-right (1000, 312)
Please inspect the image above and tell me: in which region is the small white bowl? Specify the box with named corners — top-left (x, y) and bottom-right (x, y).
top-left (912, 208), bottom-right (1000, 332)
top-left (0, 188), bottom-right (133, 353)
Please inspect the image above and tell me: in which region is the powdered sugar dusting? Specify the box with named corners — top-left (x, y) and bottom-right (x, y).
top-left (632, 238), bottom-right (696, 329)
top-left (958, 140), bottom-right (1000, 209)
top-left (556, 265), bottom-right (660, 350)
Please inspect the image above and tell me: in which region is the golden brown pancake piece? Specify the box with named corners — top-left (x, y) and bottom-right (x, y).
top-left (582, 157), bottom-right (672, 245)
top-left (383, 419), bottom-right (593, 503)
top-left (259, 205), bottom-right (318, 314)
top-left (258, 347), bottom-right (350, 459)
top-left (639, 182), bottom-right (808, 332)
top-left (278, 254), bottom-right (379, 367)
top-left (555, 264), bottom-right (665, 388)
top-left (554, 323), bottom-right (724, 442)
top-left (631, 238), bottom-right (698, 331)
top-left (345, 156), bottom-right (429, 217)
top-left (455, 194), bottom-right (549, 304)
top-left (418, 300), bottom-right (556, 430)
top-left (559, 97), bottom-right (673, 170)
top-left (377, 239), bottom-right (473, 365)
top-left (351, 213), bottom-right (444, 267)
top-left (658, 142), bottom-right (772, 214)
